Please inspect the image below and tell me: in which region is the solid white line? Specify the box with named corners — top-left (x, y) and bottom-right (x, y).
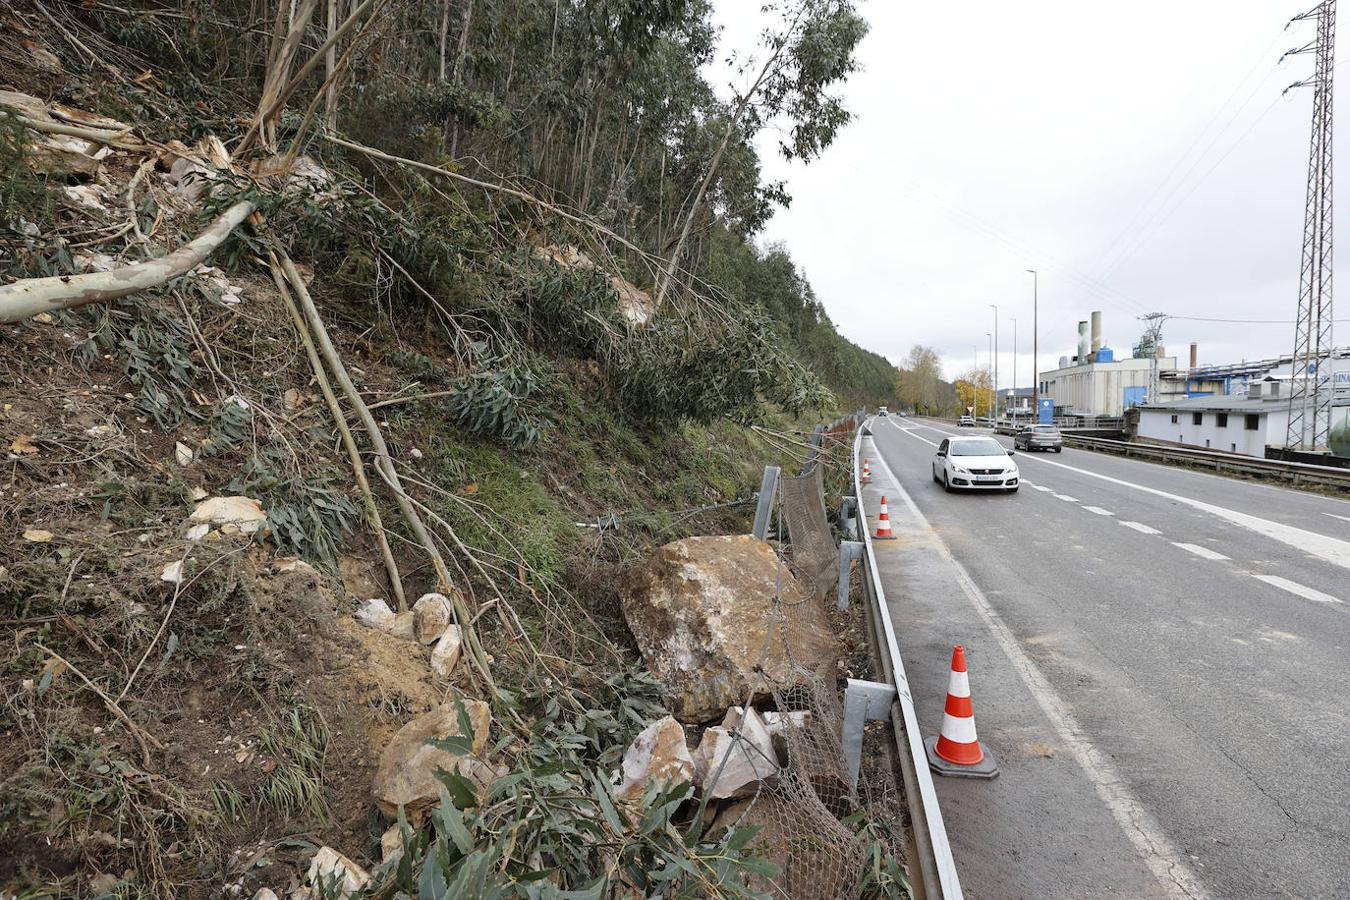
top-left (1250, 574), bottom-right (1341, 604)
top-left (1017, 452), bottom-right (1350, 571)
top-left (1121, 521), bottom-right (1162, 535)
top-left (1322, 512), bottom-right (1350, 523)
top-left (863, 449), bottom-right (1208, 900)
top-left (1054, 494), bottom-right (1080, 503)
top-left (1083, 506), bottom-right (1115, 517)
top-left (1172, 542), bottom-right (1229, 562)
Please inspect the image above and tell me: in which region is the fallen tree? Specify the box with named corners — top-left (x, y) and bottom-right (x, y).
top-left (0, 199), bottom-right (257, 322)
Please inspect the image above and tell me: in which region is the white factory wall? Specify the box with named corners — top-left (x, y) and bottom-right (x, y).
top-left (1039, 357), bottom-right (1179, 417)
top-left (1137, 407), bottom-right (1286, 457)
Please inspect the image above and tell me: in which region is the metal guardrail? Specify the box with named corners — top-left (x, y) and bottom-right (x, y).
top-left (851, 423), bottom-right (963, 900)
top-left (1063, 434), bottom-right (1350, 491)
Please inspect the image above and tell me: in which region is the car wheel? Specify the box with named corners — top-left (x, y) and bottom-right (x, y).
top-left (933, 467), bottom-right (941, 484)
top-left (943, 473), bottom-right (953, 493)
top-left (1055, 447), bottom-right (1063, 453)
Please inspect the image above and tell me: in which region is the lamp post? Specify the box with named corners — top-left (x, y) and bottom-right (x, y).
top-left (1026, 269), bottom-right (1038, 419)
top-left (971, 345), bottom-right (979, 419)
top-left (989, 303), bottom-right (999, 419)
top-left (986, 332), bottom-right (992, 423)
top-left (1011, 316), bottom-right (1018, 420)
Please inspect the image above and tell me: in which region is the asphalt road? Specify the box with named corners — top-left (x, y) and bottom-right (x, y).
top-left (868, 416), bottom-right (1350, 899)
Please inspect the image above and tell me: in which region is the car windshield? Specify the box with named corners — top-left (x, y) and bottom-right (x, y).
top-left (1032, 426), bottom-right (1059, 433)
top-left (949, 438), bottom-right (1005, 457)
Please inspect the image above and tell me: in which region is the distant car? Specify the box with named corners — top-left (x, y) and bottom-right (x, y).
top-left (898, 411), bottom-right (909, 418)
top-left (1014, 424), bottom-right (1063, 453)
top-left (878, 406), bottom-right (888, 417)
top-left (932, 436), bottom-right (1019, 493)
top-left (958, 415), bottom-right (975, 427)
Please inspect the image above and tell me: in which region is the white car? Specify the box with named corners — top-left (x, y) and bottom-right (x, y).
top-left (932, 436), bottom-right (1019, 493)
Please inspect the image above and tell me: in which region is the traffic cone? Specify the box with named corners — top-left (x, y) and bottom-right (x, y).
top-left (862, 458), bottom-right (871, 483)
top-left (924, 645), bottom-right (998, 778)
top-left (873, 495), bottom-right (897, 540)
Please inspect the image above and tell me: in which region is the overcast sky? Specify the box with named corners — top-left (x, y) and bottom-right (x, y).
top-left (710, 0), bottom-right (1338, 386)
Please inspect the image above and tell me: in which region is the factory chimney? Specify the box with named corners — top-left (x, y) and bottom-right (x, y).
top-left (1077, 321), bottom-right (1089, 362)
top-left (1090, 311), bottom-right (1103, 355)
top-left (1189, 342), bottom-right (1198, 369)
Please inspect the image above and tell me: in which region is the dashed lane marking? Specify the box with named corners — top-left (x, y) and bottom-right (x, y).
top-left (1249, 574), bottom-right (1341, 605)
top-left (1173, 542), bottom-right (1229, 562)
top-left (1120, 521), bottom-right (1162, 535)
top-left (1083, 506), bottom-right (1114, 516)
top-left (1054, 494), bottom-right (1079, 503)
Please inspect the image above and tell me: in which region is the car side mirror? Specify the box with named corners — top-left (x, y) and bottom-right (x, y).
top-left (936, 451), bottom-right (946, 457)
top-left (1006, 449), bottom-right (1016, 456)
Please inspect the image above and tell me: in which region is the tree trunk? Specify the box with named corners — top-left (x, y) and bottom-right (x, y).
top-left (0, 200), bottom-right (257, 323)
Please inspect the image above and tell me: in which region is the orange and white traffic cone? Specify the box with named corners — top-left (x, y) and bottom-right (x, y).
top-left (862, 458), bottom-right (871, 483)
top-left (925, 645), bottom-right (998, 778)
top-left (873, 495), bottom-right (897, 540)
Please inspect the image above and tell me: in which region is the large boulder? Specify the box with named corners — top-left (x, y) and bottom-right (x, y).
top-left (372, 699), bottom-right (491, 820)
top-left (620, 535), bottom-right (839, 722)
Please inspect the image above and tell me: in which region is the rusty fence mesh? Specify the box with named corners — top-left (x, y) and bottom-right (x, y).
top-left (706, 416), bottom-right (905, 898)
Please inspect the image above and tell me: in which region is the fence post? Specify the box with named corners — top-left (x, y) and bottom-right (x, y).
top-left (841, 678), bottom-right (897, 791)
top-left (837, 540), bottom-right (864, 610)
top-left (751, 466), bottom-right (781, 540)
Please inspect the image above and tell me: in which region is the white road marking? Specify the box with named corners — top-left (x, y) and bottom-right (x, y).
top-left (1172, 542), bottom-right (1229, 562)
top-left (1029, 484), bottom-right (1053, 492)
top-left (1083, 506), bottom-right (1115, 516)
top-left (1322, 512), bottom-right (1350, 523)
top-left (862, 448), bottom-right (1208, 900)
top-left (1250, 574), bottom-right (1341, 605)
top-left (1120, 521), bottom-right (1162, 535)
top-left (1054, 494), bottom-right (1079, 503)
top-left (1018, 452), bottom-right (1350, 572)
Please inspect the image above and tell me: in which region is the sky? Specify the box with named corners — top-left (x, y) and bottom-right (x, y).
top-left (709, 0), bottom-right (1339, 387)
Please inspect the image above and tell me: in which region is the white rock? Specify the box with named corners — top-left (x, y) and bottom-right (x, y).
top-left (252, 890), bottom-right (279, 900)
top-left (692, 708), bottom-right (779, 800)
top-left (86, 424), bottom-right (114, 438)
top-left (390, 611), bottom-right (416, 640)
top-left (615, 716), bottom-right (695, 804)
top-left (174, 441), bottom-right (194, 466)
top-left (186, 523), bottom-right (210, 542)
top-left (189, 486), bottom-right (209, 501)
top-left (306, 847), bottom-right (368, 898)
top-left (430, 625), bottom-right (463, 677)
top-left (189, 496), bottom-right (266, 535)
top-left (412, 592), bottom-right (453, 644)
top-left (380, 824), bottom-right (404, 866)
top-left (354, 598), bottom-right (396, 631)
top-left (160, 560), bottom-right (184, 584)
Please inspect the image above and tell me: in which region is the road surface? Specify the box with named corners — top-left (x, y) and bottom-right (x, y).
top-left (865, 416), bottom-right (1350, 899)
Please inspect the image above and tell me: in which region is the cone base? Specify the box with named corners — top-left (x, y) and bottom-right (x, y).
top-left (873, 532), bottom-right (897, 540)
top-left (925, 735), bottom-right (999, 780)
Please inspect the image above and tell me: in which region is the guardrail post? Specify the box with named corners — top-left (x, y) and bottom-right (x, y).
top-left (837, 540), bottom-right (864, 610)
top-left (839, 495), bottom-right (858, 537)
top-left (842, 678), bottom-right (898, 791)
top-left (751, 465), bottom-right (780, 540)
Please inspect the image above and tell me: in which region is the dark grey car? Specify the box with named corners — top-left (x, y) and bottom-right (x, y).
top-left (1014, 424), bottom-right (1063, 452)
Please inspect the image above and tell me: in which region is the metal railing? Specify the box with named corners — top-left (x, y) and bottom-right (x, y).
top-left (1063, 434), bottom-right (1350, 491)
top-left (851, 424), bottom-right (963, 900)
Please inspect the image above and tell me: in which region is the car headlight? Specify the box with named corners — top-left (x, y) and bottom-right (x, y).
top-left (952, 466), bottom-right (968, 475)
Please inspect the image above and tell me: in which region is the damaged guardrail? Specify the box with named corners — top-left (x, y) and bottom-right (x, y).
top-left (841, 420), bottom-right (964, 900)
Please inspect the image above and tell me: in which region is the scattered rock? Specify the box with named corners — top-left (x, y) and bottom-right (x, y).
top-left (252, 889), bottom-right (280, 900)
top-left (412, 592), bottom-right (452, 644)
top-left (379, 824), bottom-right (404, 866)
top-left (430, 625), bottom-right (463, 677)
top-left (371, 699), bottom-right (491, 820)
top-left (354, 598), bottom-right (396, 632)
top-left (160, 560), bottom-right (184, 584)
top-left (390, 611), bottom-right (416, 640)
top-left (86, 424), bottom-right (114, 438)
top-left (22, 528), bottom-right (54, 543)
top-left (620, 535), bottom-right (840, 722)
top-left (615, 716), bottom-right (695, 804)
top-left (272, 557), bottom-right (318, 576)
top-left (189, 495), bottom-right (267, 535)
top-left (692, 708), bottom-right (779, 800)
top-left (88, 873), bottom-right (119, 895)
top-left (189, 486), bottom-right (209, 501)
top-left (306, 846), bottom-right (369, 898)
top-left (174, 441), bottom-right (194, 466)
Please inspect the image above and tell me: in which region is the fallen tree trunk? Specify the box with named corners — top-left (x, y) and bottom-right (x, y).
top-left (0, 200), bottom-right (257, 323)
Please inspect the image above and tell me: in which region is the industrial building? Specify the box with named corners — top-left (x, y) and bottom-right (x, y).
top-left (1036, 311), bottom-right (1186, 417)
top-left (1136, 379), bottom-right (1350, 457)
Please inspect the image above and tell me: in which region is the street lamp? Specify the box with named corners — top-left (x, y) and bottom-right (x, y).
top-left (1026, 269), bottom-right (1039, 420)
top-left (989, 303), bottom-right (999, 419)
top-left (971, 344), bottom-right (979, 419)
top-left (986, 332), bottom-right (992, 422)
top-left (1011, 316), bottom-right (1018, 420)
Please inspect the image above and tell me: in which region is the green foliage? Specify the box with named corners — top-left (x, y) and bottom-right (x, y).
top-left (257, 706), bottom-right (331, 824)
top-left (77, 303), bottom-right (202, 429)
top-left (228, 449), bottom-right (359, 567)
top-left (201, 399), bottom-right (255, 456)
top-left (445, 360), bottom-right (548, 448)
top-left (369, 670), bottom-right (775, 896)
top-left (0, 110), bottom-right (53, 229)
